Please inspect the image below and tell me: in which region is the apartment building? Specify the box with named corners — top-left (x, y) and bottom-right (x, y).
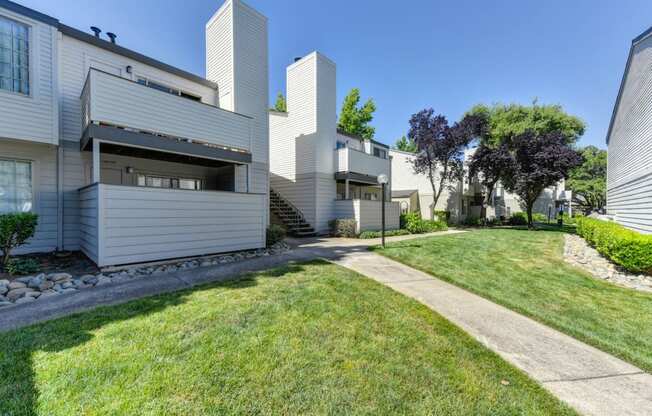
top-left (269, 52), bottom-right (399, 235)
top-left (0, 0), bottom-right (269, 266)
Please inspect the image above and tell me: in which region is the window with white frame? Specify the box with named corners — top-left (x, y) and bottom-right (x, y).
top-left (0, 159), bottom-right (33, 213)
top-left (137, 174), bottom-right (201, 190)
top-left (0, 15), bottom-right (29, 95)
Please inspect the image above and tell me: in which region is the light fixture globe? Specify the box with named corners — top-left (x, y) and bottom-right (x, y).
top-left (377, 174), bottom-right (389, 185)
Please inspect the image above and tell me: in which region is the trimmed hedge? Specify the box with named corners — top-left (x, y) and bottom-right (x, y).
top-left (359, 229), bottom-right (410, 239)
top-left (509, 212), bottom-right (528, 226)
top-left (401, 212), bottom-right (448, 234)
top-left (576, 217), bottom-right (652, 275)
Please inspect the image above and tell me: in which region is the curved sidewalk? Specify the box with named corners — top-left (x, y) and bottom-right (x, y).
top-left (331, 249), bottom-right (652, 416)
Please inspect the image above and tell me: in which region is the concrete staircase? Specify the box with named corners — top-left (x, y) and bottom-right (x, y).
top-left (269, 188), bottom-right (317, 237)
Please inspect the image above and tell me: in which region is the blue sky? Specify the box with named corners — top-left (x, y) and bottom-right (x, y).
top-left (19, 0), bottom-right (652, 149)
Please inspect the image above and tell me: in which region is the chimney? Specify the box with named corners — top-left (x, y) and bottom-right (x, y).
top-left (90, 26), bottom-right (101, 37)
top-left (106, 32), bottom-right (117, 44)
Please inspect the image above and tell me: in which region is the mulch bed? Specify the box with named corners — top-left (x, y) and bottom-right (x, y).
top-left (0, 251), bottom-right (99, 281)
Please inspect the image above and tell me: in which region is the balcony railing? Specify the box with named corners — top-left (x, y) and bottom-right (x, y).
top-left (334, 147), bottom-right (390, 178)
top-left (80, 69), bottom-right (253, 152)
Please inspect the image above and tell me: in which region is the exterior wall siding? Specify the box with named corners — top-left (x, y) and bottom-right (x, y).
top-left (607, 34), bottom-right (652, 232)
top-left (92, 184), bottom-right (265, 266)
top-left (78, 183), bottom-right (98, 262)
top-left (0, 140), bottom-right (58, 253)
top-left (334, 200), bottom-right (400, 233)
top-left (0, 6), bottom-right (58, 145)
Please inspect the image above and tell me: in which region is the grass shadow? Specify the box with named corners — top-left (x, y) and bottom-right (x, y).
top-left (0, 262), bottom-right (308, 415)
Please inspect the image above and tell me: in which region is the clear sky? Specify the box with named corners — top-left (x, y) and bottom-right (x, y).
top-left (18, 0), bottom-right (652, 149)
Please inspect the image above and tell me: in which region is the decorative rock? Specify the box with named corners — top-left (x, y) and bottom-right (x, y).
top-left (49, 272), bottom-right (73, 282)
top-left (0, 279), bottom-right (9, 286)
top-left (8, 281), bottom-right (26, 290)
top-left (95, 276), bottom-right (112, 286)
top-left (15, 296), bottom-right (35, 304)
top-left (564, 234), bottom-right (652, 293)
top-left (27, 275), bottom-right (45, 289)
top-left (0, 285), bottom-right (7, 296)
top-left (61, 281), bottom-right (75, 289)
top-left (0, 301), bottom-right (13, 308)
top-left (39, 290), bottom-right (59, 298)
top-left (7, 287), bottom-right (34, 301)
top-left (25, 291), bottom-right (41, 298)
top-left (15, 276), bottom-right (33, 284)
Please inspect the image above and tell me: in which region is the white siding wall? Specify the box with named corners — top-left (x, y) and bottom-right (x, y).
top-left (0, 140), bottom-right (58, 253)
top-left (335, 148), bottom-right (391, 177)
top-left (607, 35), bottom-right (652, 233)
top-left (78, 183), bottom-right (98, 262)
top-left (268, 52), bottom-right (338, 232)
top-left (0, 7), bottom-right (57, 145)
top-left (84, 69), bottom-right (252, 151)
top-left (206, 0), bottom-right (269, 226)
top-left (334, 200), bottom-right (400, 233)
top-left (91, 184), bottom-right (265, 266)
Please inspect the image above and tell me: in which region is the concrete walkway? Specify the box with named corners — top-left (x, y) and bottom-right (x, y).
top-left (331, 250), bottom-right (652, 416)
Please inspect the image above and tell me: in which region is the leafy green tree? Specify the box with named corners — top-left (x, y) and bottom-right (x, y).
top-left (567, 146), bottom-right (607, 214)
top-left (338, 88), bottom-right (376, 139)
top-left (394, 136), bottom-right (417, 152)
top-left (469, 101), bottom-right (586, 146)
top-left (273, 92), bottom-right (287, 112)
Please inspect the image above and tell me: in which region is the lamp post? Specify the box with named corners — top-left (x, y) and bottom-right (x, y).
top-left (377, 174), bottom-right (389, 248)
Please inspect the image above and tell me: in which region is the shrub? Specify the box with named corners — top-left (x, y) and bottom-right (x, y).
top-left (329, 219), bottom-right (357, 238)
top-left (0, 212), bottom-right (38, 268)
top-left (359, 229), bottom-right (410, 239)
top-left (461, 216), bottom-right (482, 227)
top-left (400, 212), bottom-right (420, 230)
top-left (576, 217), bottom-right (652, 275)
top-left (5, 257), bottom-right (40, 276)
top-left (425, 219), bottom-right (448, 232)
top-left (433, 210), bottom-right (451, 224)
top-left (509, 212), bottom-right (528, 226)
top-left (266, 224), bottom-right (286, 247)
top-left (532, 213), bottom-right (548, 223)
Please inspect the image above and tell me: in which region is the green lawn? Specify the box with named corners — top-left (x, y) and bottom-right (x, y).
top-left (0, 261), bottom-right (574, 415)
top-left (373, 228), bottom-right (652, 373)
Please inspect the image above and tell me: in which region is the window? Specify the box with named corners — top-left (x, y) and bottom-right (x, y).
top-left (373, 147), bottom-right (387, 159)
top-left (136, 77), bottom-right (201, 101)
top-left (336, 141), bottom-right (346, 150)
top-left (0, 16), bottom-right (29, 95)
top-left (137, 174), bottom-right (201, 191)
top-left (0, 159), bottom-right (32, 213)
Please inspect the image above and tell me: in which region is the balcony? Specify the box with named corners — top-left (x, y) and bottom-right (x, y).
top-left (334, 147), bottom-right (390, 180)
top-left (80, 69), bottom-right (253, 154)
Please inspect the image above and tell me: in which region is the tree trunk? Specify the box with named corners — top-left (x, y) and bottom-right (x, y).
top-left (526, 202), bottom-right (534, 229)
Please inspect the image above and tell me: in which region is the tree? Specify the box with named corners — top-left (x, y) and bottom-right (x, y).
top-left (468, 102), bottom-right (585, 146)
top-left (394, 135), bottom-right (417, 152)
top-left (468, 142), bottom-right (513, 222)
top-left (501, 131), bottom-right (582, 228)
top-left (273, 92), bottom-right (287, 112)
top-left (408, 109), bottom-right (487, 217)
top-left (567, 146), bottom-right (607, 214)
top-left (338, 88), bottom-right (376, 139)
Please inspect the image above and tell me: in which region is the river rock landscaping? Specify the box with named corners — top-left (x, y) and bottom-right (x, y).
top-left (563, 233), bottom-right (652, 292)
top-left (0, 242), bottom-right (291, 308)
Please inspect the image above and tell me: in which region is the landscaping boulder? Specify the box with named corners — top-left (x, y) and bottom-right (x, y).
top-left (7, 287), bottom-right (34, 301)
top-left (0, 285), bottom-right (8, 296)
top-left (15, 296), bottom-right (35, 304)
top-left (49, 272), bottom-right (73, 282)
top-left (27, 274), bottom-right (46, 289)
top-left (8, 281), bottom-right (26, 290)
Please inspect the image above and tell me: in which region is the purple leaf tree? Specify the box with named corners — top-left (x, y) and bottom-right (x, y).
top-left (408, 109), bottom-right (487, 218)
top-left (501, 131), bottom-right (582, 228)
top-left (468, 142), bottom-right (514, 222)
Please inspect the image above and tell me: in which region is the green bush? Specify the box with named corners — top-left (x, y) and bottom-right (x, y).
top-left (462, 216), bottom-right (482, 227)
top-left (329, 219), bottom-right (357, 238)
top-left (425, 219), bottom-right (448, 232)
top-left (509, 212), bottom-right (528, 226)
top-left (266, 224), bottom-right (286, 247)
top-left (402, 211), bottom-right (448, 234)
top-left (532, 213), bottom-right (548, 223)
top-left (0, 212), bottom-right (38, 268)
top-left (6, 257), bottom-right (40, 276)
top-left (576, 217), bottom-right (652, 275)
top-left (359, 229), bottom-right (410, 239)
top-left (433, 210), bottom-right (451, 224)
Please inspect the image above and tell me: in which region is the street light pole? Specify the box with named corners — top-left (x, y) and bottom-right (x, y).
top-left (377, 174), bottom-right (389, 248)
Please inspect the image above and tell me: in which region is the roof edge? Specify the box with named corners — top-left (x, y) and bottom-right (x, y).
top-left (0, 0), bottom-right (58, 26)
